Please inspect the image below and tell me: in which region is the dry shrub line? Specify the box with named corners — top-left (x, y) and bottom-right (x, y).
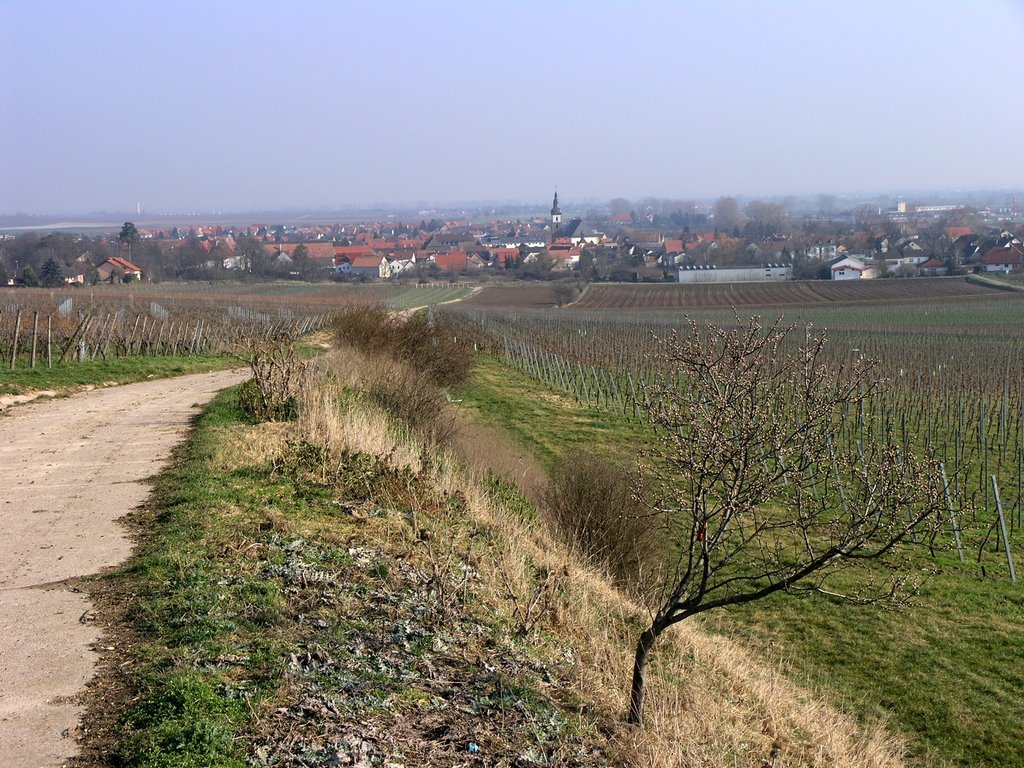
top-left (540, 454), bottom-right (663, 601)
top-left (332, 305), bottom-right (473, 390)
top-left (331, 306), bottom-right (475, 447)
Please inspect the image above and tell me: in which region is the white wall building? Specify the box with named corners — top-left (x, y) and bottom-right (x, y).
top-left (831, 256), bottom-right (878, 280)
top-left (678, 264), bottom-right (791, 283)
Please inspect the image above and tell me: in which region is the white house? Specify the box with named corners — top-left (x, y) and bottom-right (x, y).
top-left (831, 256), bottom-right (878, 280)
top-left (983, 243), bottom-right (1024, 273)
top-left (806, 241), bottom-right (839, 260)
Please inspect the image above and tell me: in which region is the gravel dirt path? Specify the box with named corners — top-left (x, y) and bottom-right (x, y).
top-left (0, 370), bottom-right (246, 767)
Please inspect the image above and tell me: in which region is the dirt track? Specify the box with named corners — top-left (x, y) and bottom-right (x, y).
top-left (0, 370), bottom-right (246, 767)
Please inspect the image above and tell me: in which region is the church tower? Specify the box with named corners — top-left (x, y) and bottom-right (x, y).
top-left (550, 190), bottom-right (562, 236)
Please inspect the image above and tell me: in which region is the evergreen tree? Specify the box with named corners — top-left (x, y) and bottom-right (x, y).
top-left (40, 256), bottom-right (64, 287)
top-left (21, 265), bottom-right (39, 287)
top-left (118, 221), bottom-right (140, 245)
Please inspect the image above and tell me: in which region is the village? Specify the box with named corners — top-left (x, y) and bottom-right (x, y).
top-left (2, 192), bottom-right (1023, 287)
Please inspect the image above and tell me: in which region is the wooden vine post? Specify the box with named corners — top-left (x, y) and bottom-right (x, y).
top-left (10, 310), bottom-right (22, 370)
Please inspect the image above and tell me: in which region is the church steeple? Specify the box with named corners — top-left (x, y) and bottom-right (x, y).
top-left (550, 189), bottom-right (562, 234)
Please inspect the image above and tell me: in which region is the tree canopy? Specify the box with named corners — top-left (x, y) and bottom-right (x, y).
top-left (119, 221), bottom-right (141, 245)
top-left (39, 256), bottom-right (63, 287)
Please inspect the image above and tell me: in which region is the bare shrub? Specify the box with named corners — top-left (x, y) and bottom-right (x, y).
top-left (393, 311), bottom-right (473, 389)
top-left (542, 454), bottom-right (661, 599)
top-left (331, 305), bottom-right (396, 356)
top-left (234, 333), bottom-right (304, 422)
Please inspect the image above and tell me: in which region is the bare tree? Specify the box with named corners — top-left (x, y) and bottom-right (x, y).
top-left (551, 282), bottom-right (579, 307)
top-left (744, 200), bottom-right (787, 239)
top-left (609, 198), bottom-right (633, 216)
top-left (712, 196), bottom-right (741, 232)
top-left (627, 317), bottom-right (948, 725)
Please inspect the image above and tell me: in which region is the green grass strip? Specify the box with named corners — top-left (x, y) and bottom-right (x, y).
top-left (0, 354), bottom-right (234, 395)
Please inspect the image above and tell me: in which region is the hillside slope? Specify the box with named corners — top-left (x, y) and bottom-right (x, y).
top-left (74, 347), bottom-right (906, 768)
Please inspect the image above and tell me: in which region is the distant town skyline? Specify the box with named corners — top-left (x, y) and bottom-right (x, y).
top-left (2, 0), bottom-right (1023, 216)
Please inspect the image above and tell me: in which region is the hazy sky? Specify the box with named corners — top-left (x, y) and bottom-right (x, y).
top-left (2, 0), bottom-right (1022, 215)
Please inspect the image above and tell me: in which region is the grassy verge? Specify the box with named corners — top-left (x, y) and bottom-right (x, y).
top-left (458, 354), bottom-right (648, 470)
top-left (386, 285), bottom-right (472, 310)
top-left (965, 273), bottom-right (1024, 291)
top-left (0, 354), bottom-right (234, 396)
top-left (78, 385), bottom-right (614, 767)
top-left (459, 353), bottom-right (1024, 767)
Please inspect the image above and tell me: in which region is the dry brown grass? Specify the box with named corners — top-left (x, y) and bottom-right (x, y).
top-left (286, 347), bottom-right (906, 768)
top-left (307, 344), bottom-right (461, 449)
top-left (295, 353), bottom-right (423, 475)
top-left (453, 470), bottom-right (906, 768)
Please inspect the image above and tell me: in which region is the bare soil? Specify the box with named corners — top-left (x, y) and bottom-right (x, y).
top-left (572, 276), bottom-right (1003, 310)
top-left (0, 369), bottom-right (246, 768)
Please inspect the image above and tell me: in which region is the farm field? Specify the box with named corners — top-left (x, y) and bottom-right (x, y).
top-left (446, 290), bottom-right (1024, 766)
top-left (462, 284), bottom-right (561, 308)
top-left (571, 276), bottom-right (1003, 310)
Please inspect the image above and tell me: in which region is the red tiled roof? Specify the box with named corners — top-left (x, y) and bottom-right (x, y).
top-left (334, 245), bottom-right (375, 264)
top-left (349, 255), bottom-right (383, 269)
top-left (983, 244), bottom-right (1024, 265)
top-left (270, 243), bottom-right (336, 260)
top-left (944, 226), bottom-right (974, 240)
top-left (434, 250), bottom-right (469, 272)
top-left (103, 256), bottom-right (142, 272)
top-left (488, 247), bottom-right (519, 266)
top-left (549, 247), bottom-right (581, 261)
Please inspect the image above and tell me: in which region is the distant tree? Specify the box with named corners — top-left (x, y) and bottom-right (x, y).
top-left (854, 204), bottom-right (882, 230)
top-left (744, 200), bottom-right (787, 239)
top-left (625, 318), bottom-right (948, 725)
top-left (132, 240), bottom-right (165, 282)
top-left (576, 250), bottom-right (596, 282)
top-left (818, 194), bottom-right (837, 216)
top-left (21, 265), bottom-right (39, 287)
top-left (119, 221), bottom-right (141, 263)
top-left (609, 198), bottom-right (633, 216)
top-left (39, 256), bottom-right (63, 287)
top-left (518, 252), bottom-right (554, 279)
top-left (552, 282), bottom-right (579, 307)
top-left (85, 265), bottom-right (100, 285)
top-left (119, 221), bottom-right (140, 246)
top-left (712, 196), bottom-right (740, 231)
top-left (236, 235), bottom-right (270, 277)
top-left (109, 266), bottom-right (125, 283)
top-left (0, 264), bottom-right (8, 285)
top-left (292, 243), bottom-right (314, 281)
top-left (791, 255), bottom-right (831, 280)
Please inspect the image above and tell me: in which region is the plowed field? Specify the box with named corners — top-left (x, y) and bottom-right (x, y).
top-left (463, 285), bottom-right (559, 308)
top-left (572, 277), bottom-right (1002, 309)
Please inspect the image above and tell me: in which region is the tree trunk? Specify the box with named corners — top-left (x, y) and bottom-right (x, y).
top-left (628, 625), bottom-right (660, 725)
